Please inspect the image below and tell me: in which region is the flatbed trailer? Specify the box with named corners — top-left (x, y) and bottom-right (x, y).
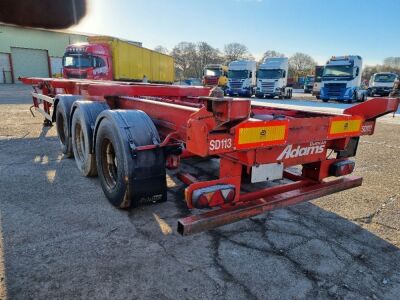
top-left (21, 77), bottom-right (399, 235)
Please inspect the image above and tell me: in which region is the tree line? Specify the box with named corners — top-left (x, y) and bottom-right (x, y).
top-left (154, 42), bottom-right (316, 80)
top-left (362, 57), bottom-right (400, 82)
top-left (154, 42), bottom-right (400, 82)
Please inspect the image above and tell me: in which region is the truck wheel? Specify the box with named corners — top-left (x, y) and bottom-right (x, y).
top-left (95, 110), bottom-right (167, 209)
top-left (349, 92), bottom-right (357, 104)
top-left (71, 101), bottom-right (108, 177)
top-left (322, 99), bottom-right (328, 103)
top-left (55, 95), bottom-right (81, 158)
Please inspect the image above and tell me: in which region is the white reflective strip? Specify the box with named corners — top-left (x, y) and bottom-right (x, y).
top-left (36, 107), bottom-right (52, 121)
top-left (31, 92), bottom-right (54, 104)
top-left (221, 189), bottom-right (231, 199)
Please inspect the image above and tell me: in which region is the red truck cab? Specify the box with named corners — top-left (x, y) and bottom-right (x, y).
top-left (62, 43), bottom-right (113, 80)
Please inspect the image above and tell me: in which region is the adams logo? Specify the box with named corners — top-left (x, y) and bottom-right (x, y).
top-left (277, 141), bottom-right (326, 160)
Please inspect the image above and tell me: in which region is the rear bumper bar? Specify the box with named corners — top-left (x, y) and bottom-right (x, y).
top-left (177, 176), bottom-right (362, 235)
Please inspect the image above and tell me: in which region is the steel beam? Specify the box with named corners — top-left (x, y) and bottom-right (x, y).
top-left (177, 176), bottom-right (362, 235)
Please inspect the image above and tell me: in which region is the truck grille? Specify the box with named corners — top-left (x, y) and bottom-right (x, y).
top-left (67, 73), bottom-right (87, 79)
top-left (230, 81), bottom-right (242, 89)
top-left (261, 82), bottom-right (274, 93)
top-left (324, 83), bottom-right (346, 97)
top-left (205, 76), bottom-right (218, 86)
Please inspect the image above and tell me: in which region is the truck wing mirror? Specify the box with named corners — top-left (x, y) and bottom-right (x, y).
top-left (282, 71), bottom-right (286, 78)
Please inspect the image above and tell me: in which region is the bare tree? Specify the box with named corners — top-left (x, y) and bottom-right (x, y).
top-left (171, 42), bottom-right (199, 79)
top-left (383, 57), bottom-right (400, 68)
top-left (289, 52), bottom-right (317, 78)
top-left (223, 43), bottom-right (252, 63)
top-left (363, 64), bottom-right (400, 82)
top-left (196, 42), bottom-right (223, 77)
top-left (154, 45), bottom-right (169, 54)
top-left (260, 50), bottom-right (285, 63)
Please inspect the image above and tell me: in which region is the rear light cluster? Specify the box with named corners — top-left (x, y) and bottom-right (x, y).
top-left (329, 160), bottom-right (355, 177)
top-left (192, 184), bottom-right (235, 209)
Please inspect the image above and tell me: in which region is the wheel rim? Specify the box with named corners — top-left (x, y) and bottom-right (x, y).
top-left (101, 138), bottom-right (118, 190)
top-left (57, 113), bottom-right (67, 144)
top-left (74, 121), bottom-right (86, 163)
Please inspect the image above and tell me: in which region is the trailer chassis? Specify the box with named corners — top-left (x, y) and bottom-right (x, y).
top-left (21, 77), bottom-right (399, 235)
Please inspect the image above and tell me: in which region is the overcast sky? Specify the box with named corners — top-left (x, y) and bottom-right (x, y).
top-left (72, 0), bottom-right (400, 66)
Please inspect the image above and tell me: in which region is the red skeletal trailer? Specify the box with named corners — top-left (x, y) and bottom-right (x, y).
top-left (20, 77), bottom-right (399, 235)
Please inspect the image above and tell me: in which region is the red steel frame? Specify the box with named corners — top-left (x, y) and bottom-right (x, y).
top-left (20, 77), bottom-right (400, 235)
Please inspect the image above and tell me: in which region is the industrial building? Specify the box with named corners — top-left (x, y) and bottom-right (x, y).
top-left (0, 23), bottom-right (89, 83)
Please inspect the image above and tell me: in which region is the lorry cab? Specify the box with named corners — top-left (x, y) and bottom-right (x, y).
top-left (62, 43), bottom-right (113, 80)
top-left (255, 57), bottom-right (292, 99)
top-left (320, 55), bottom-right (364, 103)
top-left (368, 72), bottom-right (398, 96)
top-left (203, 64), bottom-right (228, 89)
top-left (227, 60), bottom-right (257, 97)
top-left (303, 75), bottom-right (315, 93)
top-left (312, 66), bottom-right (324, 99)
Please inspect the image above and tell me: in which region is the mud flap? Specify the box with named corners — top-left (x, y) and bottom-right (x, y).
top-left (95, 109), bottom-right (167, 207)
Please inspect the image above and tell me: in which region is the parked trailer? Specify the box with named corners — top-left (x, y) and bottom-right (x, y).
top-left (21, 77), bottom-right (399, 235)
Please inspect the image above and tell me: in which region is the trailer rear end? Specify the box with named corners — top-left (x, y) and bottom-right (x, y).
top-left (21, 77), bottom-right (399, 235)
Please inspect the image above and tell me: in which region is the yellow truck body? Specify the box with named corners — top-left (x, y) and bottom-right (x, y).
top-left (88, 36), bottom-right (175, 84)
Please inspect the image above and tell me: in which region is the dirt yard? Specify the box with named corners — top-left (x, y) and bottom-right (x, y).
top-left (0, 84), bottom-right (399, 299)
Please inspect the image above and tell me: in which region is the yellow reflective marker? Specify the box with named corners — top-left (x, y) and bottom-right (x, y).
top-left (328, 117), bottom-right (362, 137)
top-left (238, 125), bottom-right (286, 144)
top-left (235, 120), bottom-right (288, 149)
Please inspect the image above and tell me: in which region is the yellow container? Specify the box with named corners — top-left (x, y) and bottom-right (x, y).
top-left (88, 36), bottom-right (174, 83)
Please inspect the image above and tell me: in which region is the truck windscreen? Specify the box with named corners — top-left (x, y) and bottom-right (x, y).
top-left (315, 67), bottom-right (324, 82)
top-left (257, 69), bottom-right (282, 79)
top-left (323, 65), bottom-right (353, 77)
top-left (305, 76), bottom-right (314, 84)
top-left (63, 55), bottom-right (93, 68)
top-left (204, 69), bottom-right (222, 76)
top-left (228, 70), bottom-right (248, 79)
top-left (374, 74), bottom-right (396, 82)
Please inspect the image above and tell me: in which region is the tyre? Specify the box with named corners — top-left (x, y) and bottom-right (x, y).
top-left (72, 111), bottom-right (97, 176)
top-left (289, 90), bottom-right (293, 99)
top-left (55, 95), bottom-right (81, 157)
top-left (361, 94), bottom-right (366, 102)
top-left (255, 93), bottom-right (264, 99)
top-left (71, 101), bottom-right (108, 177)
top-left (322, 99), bottom-right (329, 103)
top-left (95, 110), bottom-right (166, 208)
top-left (349, 92), bottom-right (357, 104)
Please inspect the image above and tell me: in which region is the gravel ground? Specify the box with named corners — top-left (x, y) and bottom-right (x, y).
top-left (0, 84), bottom-right (399, 299)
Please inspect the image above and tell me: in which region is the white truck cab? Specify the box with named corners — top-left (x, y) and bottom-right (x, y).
top-left (368, 72), bottom-right (398, 96)
top-left (227, 60), bottom-right (257, 97)
top-left (255, 57), bottom-right (292, 99)
top-left (320, 55), bottom-right (365, 103)
top-left (312, 66), bottom-right (324, 99)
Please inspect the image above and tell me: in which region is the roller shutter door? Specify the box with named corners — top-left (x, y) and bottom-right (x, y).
top-left (11, 47), bottom-right (49, 83)
top-left (0, 53), bottom-right (12, 84)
